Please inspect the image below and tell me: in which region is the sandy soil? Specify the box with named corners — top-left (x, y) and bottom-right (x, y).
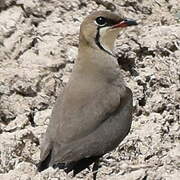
top-left (0, 0), bottom-right (180, 179)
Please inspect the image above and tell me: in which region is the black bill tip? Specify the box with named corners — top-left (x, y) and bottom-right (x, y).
top-left (123, 18), bottom-right (138, 26)
top-left (112, 18), bottom-right (138, 28)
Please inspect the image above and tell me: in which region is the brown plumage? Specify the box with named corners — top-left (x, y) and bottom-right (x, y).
top-left (38, 11), bottom-right (137, 179)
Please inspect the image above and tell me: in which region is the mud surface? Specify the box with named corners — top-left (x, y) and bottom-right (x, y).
top-left (0, 0), bottom-right (180, 179)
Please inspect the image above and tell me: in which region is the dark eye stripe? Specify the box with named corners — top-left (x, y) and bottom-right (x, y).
top-left (105, 18), bottom-right (120, 26)
top-left (95, 16), bottom-right (120, 27)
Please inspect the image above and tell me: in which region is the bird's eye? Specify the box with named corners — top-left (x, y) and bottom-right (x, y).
top-left (95, 17), bottom-right (107, 26)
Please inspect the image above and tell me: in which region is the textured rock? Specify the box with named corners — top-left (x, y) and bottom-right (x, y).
top-left (0, 0), bottom-right (179, 179)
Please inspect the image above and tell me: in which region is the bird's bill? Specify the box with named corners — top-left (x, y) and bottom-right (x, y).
top-left (111, 19), bottom-right (138, 28)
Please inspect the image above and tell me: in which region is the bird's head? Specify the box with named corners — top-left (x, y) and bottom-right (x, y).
top-left (79, 11), bottom-right (137, 56)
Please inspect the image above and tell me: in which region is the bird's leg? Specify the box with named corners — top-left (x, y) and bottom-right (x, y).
top-left (92, 158), bottom-right (100, 180)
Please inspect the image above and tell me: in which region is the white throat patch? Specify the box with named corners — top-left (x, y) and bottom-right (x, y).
top-left (99, 27), bottom-right (113, 55)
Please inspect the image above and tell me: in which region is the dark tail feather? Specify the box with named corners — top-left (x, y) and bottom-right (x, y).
top-left (65, 156), bottom-right (100, 176)
top-left (37, 153), bottom-right (100, 176)
top-left (37, 149), bottom-right (52, 172)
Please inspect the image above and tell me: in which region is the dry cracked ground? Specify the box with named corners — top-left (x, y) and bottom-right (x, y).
top-left (0, 0), bottom-right (180, 179)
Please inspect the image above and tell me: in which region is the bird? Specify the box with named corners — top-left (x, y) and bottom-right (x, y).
top-left (38, 10), bottom-right (137, 179)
